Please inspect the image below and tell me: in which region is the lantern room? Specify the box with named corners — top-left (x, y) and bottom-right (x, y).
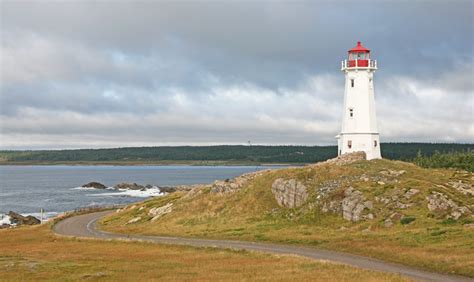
top-left (347, 41), bottom-right (371, 68)
top-left (341, 41), bottom-right (376, 70)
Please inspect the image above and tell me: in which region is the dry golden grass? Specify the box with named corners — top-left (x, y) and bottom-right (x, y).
top-left (101, 159), bottom-right (474, 277)
top-left (0, 224), bottom-right (409, 281)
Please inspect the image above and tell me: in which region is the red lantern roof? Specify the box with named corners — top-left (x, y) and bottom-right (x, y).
top-left (348, 41), bottom-right (370, 53)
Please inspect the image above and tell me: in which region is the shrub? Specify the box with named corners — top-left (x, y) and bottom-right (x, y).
top-left (400, 216), bottom-right (416, 225)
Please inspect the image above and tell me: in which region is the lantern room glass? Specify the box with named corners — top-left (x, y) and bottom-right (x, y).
top-left (350, 52), bottom-right (369, 60)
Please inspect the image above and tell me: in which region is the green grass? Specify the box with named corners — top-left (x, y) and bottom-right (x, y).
top-left (100, 159), bottom-right (474, 277)
top-left (0, 224), bottom-right (409, 281)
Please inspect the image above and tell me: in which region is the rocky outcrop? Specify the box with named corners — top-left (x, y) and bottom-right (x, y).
top-left (7, 211), bottom-right (40, 225)
top-left (211, 179), bottom-right (241, 193)
top-left (447, 181), bottom-right (474, 196)
top-left (341, 187), bottom-right (373, 222)
top-left (271, 178), bottom-right (308, 208)
top-left (374, 188), bottom-right (419, 210)
top-left (82, 182), bottom-right (107, 189)
top-left (210, 170), bottom-right (270, 193)
top-left (127, 217), bottom-right (141, 224)
top-left (426, 192), bottom-right (471, 220)
top-left (384, 212), bottom-right (402, 227)
top-left (114, 183), bottom-right (146, 190)
top-left (379, 170), bottom-right (406, 177)
top-left (404, 188), bottom-right (420, 199)
top-left (313, 151), bottom-right (367, 167)
top-left (148, 203), bottom-right (173, 221)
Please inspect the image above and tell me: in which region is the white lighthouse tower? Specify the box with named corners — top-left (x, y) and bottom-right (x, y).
top-left (337, 42), bottom-right (381, 160)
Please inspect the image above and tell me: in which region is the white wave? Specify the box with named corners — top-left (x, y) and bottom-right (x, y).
top-left (89, 187), bottom-right (163, 198)
top-left (0, 215), bottom-right (12, 225)
top-left (26, 211), bottom-right (59, 221)
top-left (72, 186), bottom-right (97, 190)
top-left (72, 186), bottom-right (116, 191)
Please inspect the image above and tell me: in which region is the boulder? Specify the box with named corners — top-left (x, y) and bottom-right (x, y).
top-left (82, 182), bottom-right (107, 189)
top-left (384, 218), bottom-right (393, 227)
top-left (126, 217), bottom-right (141, 224)
top-left (271, 178), bottom-right (308, 208)
top-left (148, 203), bottom-right (173, 221)
top-left (341, 187), bottom-right (373, 222)
top-left (7, 211), bottom-right (40, 225)
top-left (404, 188), bottom-right (420, 199)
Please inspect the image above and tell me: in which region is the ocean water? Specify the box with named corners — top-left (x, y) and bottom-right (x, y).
top-left (0, 165), bottom-right (280, 222)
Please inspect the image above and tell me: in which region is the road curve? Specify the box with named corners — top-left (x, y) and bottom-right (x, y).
top-left (53, 211), bottom-right (471, 282)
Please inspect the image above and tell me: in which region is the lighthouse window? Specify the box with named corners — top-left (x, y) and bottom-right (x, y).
top-left (348, 140), bottom-right (352, 149)
top-left (349, 108), bottom-right (354, 118)
top-left (351, 79), bottom-right (354, 87)
top-left (374, 140), bottom-right (377, 147)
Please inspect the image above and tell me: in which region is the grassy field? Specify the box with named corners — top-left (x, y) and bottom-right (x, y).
top-left (100, 159), bottom-right (474, 277)
top-left (0, 224), bottom-right (409, 281)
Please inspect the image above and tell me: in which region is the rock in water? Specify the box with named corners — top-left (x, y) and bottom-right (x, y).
top-left (271, 178), bottom-right (308, 208)
top-left (114, 183), bottom-right (145, 190)
top-left (82, 182), bottom-right (107, 189)
top-left (158, 186), bottom-right (177, 193)
top-left (7, 211), bottom-right (40, 225)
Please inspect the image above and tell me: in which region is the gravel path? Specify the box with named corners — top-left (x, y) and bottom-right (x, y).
top-left (53, 211), bottom-right (472, 282)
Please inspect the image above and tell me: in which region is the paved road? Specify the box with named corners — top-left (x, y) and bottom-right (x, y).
top-left (53, 211), bottom-right (472, 282)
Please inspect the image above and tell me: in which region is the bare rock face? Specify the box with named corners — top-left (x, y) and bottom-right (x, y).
top-left (426, 192), bottom-right (471, 220)
top-left (271, 178), bottom-right (308, 208)
top-left (148, 203), bottom-right (173, 221)
top-left (341, 187), bottom-right (373, 222)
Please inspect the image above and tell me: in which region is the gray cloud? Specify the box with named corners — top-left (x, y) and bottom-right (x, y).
top-left (0, 0), bottom-right (473, 149)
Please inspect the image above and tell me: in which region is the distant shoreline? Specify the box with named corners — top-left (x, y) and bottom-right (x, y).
top-left (0, 161), bottom-right (299, 166)
top-left (1, 143), bottom-right (471, 168)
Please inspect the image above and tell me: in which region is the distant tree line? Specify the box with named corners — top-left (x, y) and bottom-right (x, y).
top-left (0, 143), bottom-right (472, 168)
top-left (412, 150), bottom-right (473, 172)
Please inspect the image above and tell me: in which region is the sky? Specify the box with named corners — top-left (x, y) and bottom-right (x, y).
top-left (0, 0), bottom-right (473, 149)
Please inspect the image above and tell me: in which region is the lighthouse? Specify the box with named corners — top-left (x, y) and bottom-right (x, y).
top-left (336, 42), bottom-right (381, 160)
